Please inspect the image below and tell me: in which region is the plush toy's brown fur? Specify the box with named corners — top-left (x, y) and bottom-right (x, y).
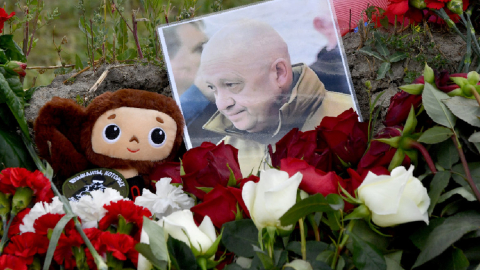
top-left (34, 89), bottom-right (184, 179)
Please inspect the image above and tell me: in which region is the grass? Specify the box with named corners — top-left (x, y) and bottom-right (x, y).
top-left (4, 0), bottom-right (260, 88)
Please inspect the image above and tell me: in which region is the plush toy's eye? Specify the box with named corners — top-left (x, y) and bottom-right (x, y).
top-left (149, 127), bottom-right (166, 147)
top-left (103, 124), bottom-right (121, 143)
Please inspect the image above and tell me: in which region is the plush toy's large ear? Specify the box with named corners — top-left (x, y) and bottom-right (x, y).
top-left (34, 97), bottom-right (89, 179)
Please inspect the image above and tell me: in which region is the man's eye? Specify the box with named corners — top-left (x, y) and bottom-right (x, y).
top-left (225, 83), bottom-right (238, 88)
top-left (207, 85), bottom-right (216, 91)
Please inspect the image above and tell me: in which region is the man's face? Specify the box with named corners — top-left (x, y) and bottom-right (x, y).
top-left (200, 60), bottom-right (283, 133)
top-left (171, 24), bottom-right (208, 94)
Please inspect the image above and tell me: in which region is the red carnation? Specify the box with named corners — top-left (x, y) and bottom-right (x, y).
top-left (425, 0), bottom-right (449, 9)
top-left (27, 170), bottom-right (54, 203)
top-left (3, 232), bottom-right (48, 264)
top-left (191, 185), bottom-right (249, 228)
top-left (182, 142), bottom-right (242, 200)
top-left (317, 108), bottom-right (369, 168)
top-left (8, 208), bottom-right (30, 237)
top-left (0, 8), bottom-right (15, 34)
top-left (34, 213), bottom-right (75, 236)
top-left (0, 254), bottom-right (27, 270)
top-left (0, 168), bottom-right (54, 203)
top-left (98, 200), bottom-right (151, 232)
top-left (384, 91), bottom-right (422, 127)
top-left (54, 229), bottom-right (84, 270)
top-left (280, 157), bottom-right (345, 196)
top-left (99, 231), bottom-right (136, 261)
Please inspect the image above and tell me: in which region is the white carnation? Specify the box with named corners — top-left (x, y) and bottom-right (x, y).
top-left (135, 178), bottom-right (194, 219)
top-left (20, 196), bottom-right (65, 233)
top-left (70, 187), bottom-right (125, 229)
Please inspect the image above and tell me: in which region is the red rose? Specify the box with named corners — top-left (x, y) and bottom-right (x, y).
top-left (149, 161), bottom-right (182, 185)
top-left (384, 91), bottom-right (422, 127)
top-left (237, 175), bottom-right (260, 189)
top-left (0, 8), bottom-right (15, 34)
top-left (317, 108), bottom-right (368, 168)
top-left (4, 232), bottom-right (48, 264)
top-left (191, 185), bottom-right (249, 228)
top-left (182, 142), bottom-right (242, 200)
top-left (357, 127), bottom-right (411, 174)
top-left (0, 254), bottom-right (27, 270)
top-left (269, 128), bottom-right (332, 171)
top-left (280, 157), bottom-right (345, 196)
top-left (413, 71), bottom-right (477, 93)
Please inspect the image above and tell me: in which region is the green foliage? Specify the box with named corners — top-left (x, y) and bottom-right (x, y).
top-left (222, 219), bottom-right (259, 258)
top-left (279, 194), bottom-right (343, 227)
top-left (422, 82), bottom-right (457, 129)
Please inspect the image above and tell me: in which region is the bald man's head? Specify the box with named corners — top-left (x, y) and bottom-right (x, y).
top-left (199, 20), bottom-right (294, 133)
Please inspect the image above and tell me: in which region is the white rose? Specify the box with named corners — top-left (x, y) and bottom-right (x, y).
top-left (138, 210), bottom-right (217, 270)
top-left (242, 169), bottom-right (302, 231)
top-left (357, 166), bottom-right (430, 227)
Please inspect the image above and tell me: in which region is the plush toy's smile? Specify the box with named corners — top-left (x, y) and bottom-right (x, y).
top-left (127, 148), bottom-right (140, 153)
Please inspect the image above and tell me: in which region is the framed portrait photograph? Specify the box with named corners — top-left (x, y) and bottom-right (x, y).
top-left (158, 0), bottom-right (361, 176)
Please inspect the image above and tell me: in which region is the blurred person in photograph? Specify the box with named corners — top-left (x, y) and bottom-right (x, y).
top-left (164, 21), bottom-right (224, 146)
top-left (198, 20), bottom-right (354, 175)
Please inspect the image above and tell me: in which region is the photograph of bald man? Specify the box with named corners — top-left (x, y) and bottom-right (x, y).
top-left (199, 20), bottom-right (355, 175)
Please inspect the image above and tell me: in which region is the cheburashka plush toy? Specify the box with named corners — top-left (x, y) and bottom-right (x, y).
top-left (34, 89), bottom-right (184, 191)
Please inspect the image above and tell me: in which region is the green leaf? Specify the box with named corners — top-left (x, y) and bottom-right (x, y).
top-left (399, 84), bottom-right (424, 95)
top-left (0, 49), bottom-right (8, 64)
top-left (422, 82), bottom-right (457, 128)
top-left (389, 52), bottom-right (407, 63)
top-left (256, 251), bottom-right (275, 269)
top-left (0, 35), bottom-right (26, 62)
top-left (437, 187), bottom-right (476, 203)
top-left (413, 211), bottom-right (480, 268)
top-left (167, 237), bottom-right (198, 270)
top-left (418, 126), bottom-right (453, 144)
top-left (428, 171), bottom-right (451, 215)
top-left (444, 97), bottom-right (480, 127)
top-left (135, 243), bottom-right (168, 270)
top-left (469, 132), bottom-right (480, 143)
top-left (142, 217), bottom-right (169, 263)
top-left (359, 46), bottom-right (383, 60)
top-left (410, 218), bottom-right (446, 250)
top-left (75, 54), bottom-right (84, 70)
top-left (222, 219), bottom-right (258, 258)
top-left (3, 69), bottom-right (24, 99)
top-left (349, 230), bottom-right (387, 270)
top-left (384, 251), bottom-right (403, 270)
top-left (0, 71), bottom-right (29, 140)
top-left (326, 194), bottom-right (344, 211)
top-left (436, 139), bottom-right (459, 169)
top-left (375, 40), bottom-right (389, 58)
top-left (0, 126), bottom-right (34, 170)
top-left (451, 162), bottom-right (480, 189)
top-left (284, 260), bottom-right (313, 270)
top-left (286, 241), bottom-right (328, 263)
top-left (117, 48), bottom-right (137, 61)
top-left (279, 194), bottom-right (336, 227)
top-left (43, 214), bottom-right (74, 270)
top-left (376, 62), bottom-right (391, 80)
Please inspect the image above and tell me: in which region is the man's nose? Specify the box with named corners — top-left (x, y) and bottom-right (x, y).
top-left (215, 90), bottom-right (235, 111)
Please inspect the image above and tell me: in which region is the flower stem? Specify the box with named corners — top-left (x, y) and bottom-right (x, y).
top-left (331, 220), bottom-right (355, 269)
top-left (0, 213), bottom-right (16, 254)
top-left (306, 214), bottom-right (320, 242)
top-left (299, 218), bottom-right (307, 260)
top-left (409, 141), bottom-right (437, 174)
top-left (451, 136), bottom-right (480, 203)
top-left (472, 88), bottom-right (480, 107)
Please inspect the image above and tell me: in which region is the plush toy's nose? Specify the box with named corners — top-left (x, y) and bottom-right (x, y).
top-left (129, 135), bottom-right (139, 143)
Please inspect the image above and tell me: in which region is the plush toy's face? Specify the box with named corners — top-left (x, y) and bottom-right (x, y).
top-left (91, 107), bottom-right (177, 161)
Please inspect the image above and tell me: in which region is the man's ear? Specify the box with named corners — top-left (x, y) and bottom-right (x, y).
top-left (271, 58), bottom-right (291, 88)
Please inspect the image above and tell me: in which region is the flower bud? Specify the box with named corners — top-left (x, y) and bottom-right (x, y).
top-left (409, 0), bottom-right (427, 9)
top-left (399, 83), bottom-right (424, 95)
top-left (447, 0), bottom-right (463, 15)
top-left (0, 192), bottom-right (11, 216)
top-left (4, 61), bottom-right (27, 77)
top-left (11, 187), bottom-right (33, 215)
top-left (467, 71), bottom-right (480, 85)
top-left (423, 64), bottom-right (435, 84)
